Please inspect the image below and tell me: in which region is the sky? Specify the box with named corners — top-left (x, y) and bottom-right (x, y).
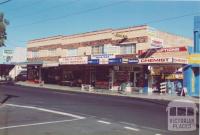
top-left (0, 0), bottom-right (200, 50)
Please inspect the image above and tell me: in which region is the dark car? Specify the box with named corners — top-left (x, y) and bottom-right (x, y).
top-left (15, 71), bottom-right (27, 81)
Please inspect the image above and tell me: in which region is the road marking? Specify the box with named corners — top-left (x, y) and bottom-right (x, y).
top-left (155, 134), bottom-right (162, 135)
top-left (124, 126), bottom-right (140, 131)
top-left (0, 119), bottom-right (80, 130)
top-left (97, 120), bottom-right (111, 125)
top-left (6, 104), bottom-right (85, 119)
top-left (120, 121), bottom-right (167, 132)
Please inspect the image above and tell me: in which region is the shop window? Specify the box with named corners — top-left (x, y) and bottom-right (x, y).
top-left (92, 45), bottom-right (104, 55)
top-left (120, 44), bottom-right (136, 54)
top-left (67, 48), bottom-right (77, 56)
top-left (48, 49), bottom-right (56, 56)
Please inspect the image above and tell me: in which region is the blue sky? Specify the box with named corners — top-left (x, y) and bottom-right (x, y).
top-left (0, 0), bottom-right (200, 49)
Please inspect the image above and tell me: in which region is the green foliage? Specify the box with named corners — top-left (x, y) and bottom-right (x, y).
top-left (0, 12), bottom-right (9, 47)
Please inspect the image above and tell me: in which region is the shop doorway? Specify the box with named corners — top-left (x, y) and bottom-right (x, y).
top-left (90, 70), bottom-right (96, 85)
top-left (130, 71), bottom-right (140, 87)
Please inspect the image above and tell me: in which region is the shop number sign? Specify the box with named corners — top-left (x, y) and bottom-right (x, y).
top-left (59, 56), bottom-right (88, 65)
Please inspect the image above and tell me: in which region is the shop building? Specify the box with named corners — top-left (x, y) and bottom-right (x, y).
top-left (27, 25), bottom-right (192, 93)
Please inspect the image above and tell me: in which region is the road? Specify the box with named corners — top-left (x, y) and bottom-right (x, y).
top-left (0, 84), bottom-right (199, 135)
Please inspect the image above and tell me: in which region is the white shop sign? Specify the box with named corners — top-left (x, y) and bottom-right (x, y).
top-left (91, 54), bottom-right (115, 59)
top-left (59, 56), bottom-right (88, 65)
top-left (150, 37), bottom-right (163, 48)
top-left (42, 62), bottom-right (59, 67)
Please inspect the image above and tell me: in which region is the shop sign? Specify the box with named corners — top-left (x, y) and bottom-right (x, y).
top-left (88, 59), bottom-right (99, 64)
top-left (3, 49), bottom-right (14, 56)
top-left (109, 58), bottom-right (122, 64)
top-left (122, 58), bottom-right (128, 63)
top-left (59, 56), bottom-right (88, 65)
top-left (164, 74), bottom-right (184, 79)
top-left (150, 37), bottom-right (163, 48)
top-left (91, 54), bottom-right (115, 59)
top-left (188, 54), bottom-right (200, 64)
top-left (138, 47), bottom-right (187, 55)
top-left (139, 58), bottom-right (173, 64)
top-left (173, 58), bottom-right (188, 64)
top-left (99, 58), bottom-right (109, 64)
top-left (42, 62), bottom-right (59, 67)
top-left (128, 59), bottom-right (138, 64)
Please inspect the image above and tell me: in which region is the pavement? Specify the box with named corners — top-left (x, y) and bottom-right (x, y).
top-left (0, 84), bottom-right (199, 135)
top-left (15, 81), bottom-right (199, 104)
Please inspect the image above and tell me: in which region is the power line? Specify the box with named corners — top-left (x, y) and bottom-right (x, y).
top-left (144, 11), bottom-right (200, 25)
top-left (0, 0), bottom-right (11, 5)
top-left (9, 0), bottom-right (127, 29)
top-left (11, 0), bottom-right (80, 19)
top-left (7, 0), bottom-right (43, 13)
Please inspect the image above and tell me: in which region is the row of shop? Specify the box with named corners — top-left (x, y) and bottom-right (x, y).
top-left (27, 55), bottom-right (187, 94)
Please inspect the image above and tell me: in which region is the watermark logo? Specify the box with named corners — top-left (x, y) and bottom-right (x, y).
top-left (166, 99), bottom-right (198, 131)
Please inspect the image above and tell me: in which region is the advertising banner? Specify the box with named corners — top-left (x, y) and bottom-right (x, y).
top-left (59, 56), bottom-right (88, 65)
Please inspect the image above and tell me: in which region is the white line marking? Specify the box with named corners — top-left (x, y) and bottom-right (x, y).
top-left (124, 126), bottom-right (140, 131)
top-left (0, 119), bottom-right (79, 130)
top-left (155, 134), bottom-right (162, 135)
top-left (97, 120), bottom-right (111, 125)
top-left (6, 104), bottom-right (85, 119)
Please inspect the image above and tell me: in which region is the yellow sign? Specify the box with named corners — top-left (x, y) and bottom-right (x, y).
top-left (164, 74), bottom-right (183, 80)
top-left (188, 54), bottom-right (200, 64)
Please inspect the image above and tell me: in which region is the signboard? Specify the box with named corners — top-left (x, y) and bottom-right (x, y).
top-left (99, 58), bottom-right (109, 64)
top-left (150, 37), bottom-right (163, 48)
top-left (59, 56), bottom-right (88, 65)
top-left (164, 74), bottom-right (184, 79)
top-left (188, 54), bottom-right (200, 64)
top-left (109, 58), bottom-right (122, 64)
top-left (128, 59), bottom-right (138, 64)
top-left (42, 62), bottom-right (59, 67)
top-left (173, 58), bottom-right (188, 64)
top-left (88, 59), bottom-right (99, 64)
top-left (138, 47), bottom-right (187, 55)
top-left (3, 49), bottom-right (14, 56)
top-left (91, 54), bottom-right (115, 59)
top-left (139, 58), bottom-right (173, 64)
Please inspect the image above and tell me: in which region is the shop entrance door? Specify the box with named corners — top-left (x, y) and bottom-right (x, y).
top-left (90, 71), bottom-right (96, 85)
top-left (130, 71), bottom-right (140, 87)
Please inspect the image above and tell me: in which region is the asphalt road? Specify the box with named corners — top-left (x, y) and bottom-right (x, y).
top-left (0, 84), bottom-right (199, 135)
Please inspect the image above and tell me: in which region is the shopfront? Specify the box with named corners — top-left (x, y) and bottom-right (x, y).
top-left (27, 64), bottom-right (42, 83)
top-left (139, 57), bottom-right (188, 94)
top-left (42, 62), bottom-right (60, 84)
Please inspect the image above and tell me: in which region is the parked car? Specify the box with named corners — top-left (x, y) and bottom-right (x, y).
top-left (15, 71), bottom-right (27, 81)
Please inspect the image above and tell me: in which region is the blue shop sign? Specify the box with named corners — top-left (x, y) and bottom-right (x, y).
top-left (109, 58), bottom-right (122, 64)
top-left (128, 59), bottom-right (138, 64)
top-left (88, 59), bottom-right (99, 64)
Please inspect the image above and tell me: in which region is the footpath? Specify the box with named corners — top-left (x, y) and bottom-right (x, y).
top-left (15, 81), bottom-right (199, 104)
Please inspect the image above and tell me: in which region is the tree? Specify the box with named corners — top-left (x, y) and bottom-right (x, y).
top-left (0, 12), bottom-right (9, 47)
